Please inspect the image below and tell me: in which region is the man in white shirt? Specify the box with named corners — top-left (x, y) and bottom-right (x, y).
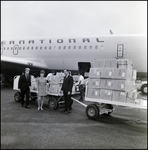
top-left (46, 70), bottom-right (56, 86)
top-left (76, 72), bottom-right (85, 101)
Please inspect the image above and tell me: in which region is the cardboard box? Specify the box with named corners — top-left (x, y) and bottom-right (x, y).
top-left (93, 59), bottom-right (105, 68)
top-left (112, 91), bottom-right (127, 102)
top-left (117, 59), bottom-right (132, 65)
top-left (117, 64), bottom-right (133, 69)
top-left (126, 98), bottom-right (135, 104)
top-left (89, 68), bottom-right (102, 78)
top-left (100, 79), bottom-right (114, 90)
top-left (113, 80), bottom-right (131, 92)
top-left (49, 84), bottom-right (60, 93)
top-left (88, 79), bottom-right (100, 88)
top-left (101, 68), bottom-right (114, 79)
top-left (114, 68), bottom-right (132, 80)
top-left (105, 59), bottom-right (117, 68)
top-left (86, 88), bottom-right (100, 99)
top-left (127, 90), bottom-right (137, 99)
top-left (100, 89), bottom-right (113, 101)
top-left (50, 75), bottom-right (61, 84)
top-left (131, 70), bottom-right (137, 80)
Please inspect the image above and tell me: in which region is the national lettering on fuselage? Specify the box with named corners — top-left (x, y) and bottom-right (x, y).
top-left (1, 38), bottom-right (104, 45)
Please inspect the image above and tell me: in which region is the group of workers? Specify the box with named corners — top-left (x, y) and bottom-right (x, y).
top-left (18, 68), bottom-right (85, 113)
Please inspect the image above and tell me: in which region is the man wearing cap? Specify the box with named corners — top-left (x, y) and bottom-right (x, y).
top-left (18, 68), bottom-right (31, 108)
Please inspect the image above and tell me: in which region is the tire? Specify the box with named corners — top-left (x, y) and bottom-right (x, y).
top-left (141, 84), bottom-right (147, 95)
top-left (86, 104), bottom-right (99, 120)
top-left (48, 97), bottom-right (59, 110)
top-left (14, 92), bottom-right (21, 103)
top-left (105, 104), bottom-right (113, 115)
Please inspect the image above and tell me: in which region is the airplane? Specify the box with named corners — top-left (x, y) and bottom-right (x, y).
top-left (1, 34), bottom-right (147, 94)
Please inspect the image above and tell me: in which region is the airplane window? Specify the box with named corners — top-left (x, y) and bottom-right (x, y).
top-left (4, 47), bottom-right (6, 50)
top-left (63, 46), bottom-right (66, 49)
top-left (54, 46), bottom-right (56, 49)
top-left (84, 46), bottom-right (87, 49)
top-left (19, 47), bottom-right (21, 50)
top-left (95, 45), bottom-right (98, 49)
top-left (74, 46), bottom-right (76, 49)
top-left (7, 47), bottom-right (9, 50)
top-left (49, 46), bottom-right (51, 49)
top-left (31, 47), bottom-right (33, 50)
top-left (45, 46), bottom-right (47, 49)
top-left (23, 47), bottom-right (25, 50)
top-left (27, 47), bottom-right (29, 50)
top-left (79, 46), bottom-right (81, 49)
top-left (36, 47), bottom-right (38, 50)
top-left (40, 47), bottom-right (42, 50)
top-left (90, 46), bottom-right (92, 49)
top-left (59, 46), bottom-right (61, 49)
top-left (11, 47), bottom-right (13, 50)
top-left (68, 46), bottom-right (71, 49)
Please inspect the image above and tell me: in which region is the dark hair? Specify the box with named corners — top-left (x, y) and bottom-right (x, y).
top-left (40, 70), bottom-right (45, 74)
top-left (51, 70), bottom-right (56, 75)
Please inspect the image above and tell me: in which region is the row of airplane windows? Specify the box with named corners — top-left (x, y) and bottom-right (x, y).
top-left (3, 45), bottom-right (100, 50)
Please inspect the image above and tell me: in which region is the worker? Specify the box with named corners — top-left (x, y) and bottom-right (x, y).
top-left (75, 72), bottom-right (85, 101)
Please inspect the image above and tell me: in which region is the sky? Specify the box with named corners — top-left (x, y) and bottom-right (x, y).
top-left (1, 1), bottom-right (147, 39)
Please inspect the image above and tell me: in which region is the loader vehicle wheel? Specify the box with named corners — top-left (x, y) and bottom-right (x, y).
top-left (105, 104), bottom-right (113, 115)
top-left (141, 84), bottom-right (147, 95)
top-left (86, 104), bottom-right (99, 120)
top-left (14, 92), bottom-right (21, 103)
top-left (48, 97), bottom-right (59, 110)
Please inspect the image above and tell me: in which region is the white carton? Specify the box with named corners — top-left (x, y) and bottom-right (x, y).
top-left (93, 59), bottom-right (105, 68)
top-left (89, 68), bottom-right (102, 78)
top-left (127, 90), bottom-right (137, 99)
top-left (100, 89), bottom-right (113, 101)
top-left (105, 59), bottom-right (117, 68)
top-left (101, 68), bottom-right (114, 79)
top-left (113, 80), bottom-right (131, 92)
top-left (100, 79), bottom-right (114, 90)
top-left (112, 91), bottom-right (127, 102)
top-left (88, 79), bottom-right (100, 88)
top-left (86, 88), bottom-right (100, 99)
top-left (114, 68), bottom-right (132, 80)
top-left (49, 84), bottom-right (61, 93)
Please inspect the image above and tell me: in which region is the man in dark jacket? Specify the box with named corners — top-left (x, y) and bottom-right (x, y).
top-left (61, 70), bottom-right (73, 113)
top-left (18, 68), bottom-right (31, 108)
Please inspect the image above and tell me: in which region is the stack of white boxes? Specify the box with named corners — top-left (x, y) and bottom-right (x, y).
top-left (87, 59), bottom-right (137, 103)
top-left (48, 72), bottom-right (64, 94)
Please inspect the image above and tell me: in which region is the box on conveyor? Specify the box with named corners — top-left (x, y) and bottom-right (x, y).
top-left (114, 68), bottom-right (133, 80)
top-left (104, 59), bottom-right (117, 68)
top-left (101, 68), bottom-right (114, 79)
top-left (49, 84), bottom-right (61, 93)
top-left (86, 88), bottom-right (100, 99)
top-left (112, 91), bottom-right (127, 102)
top-left (100, 79), bottom-right (114, 89)
top-left (89, 68), bottom-right (102, 78)
top-left (93, 59), bottom-right (105, 68)
top-left (88, 79), bottom-right (100, 88)
top-left (100, 89), bottom-right (113, 101)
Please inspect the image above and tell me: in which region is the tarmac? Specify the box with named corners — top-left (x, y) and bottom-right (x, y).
top-left (1, 86), bottom-right (147, 149)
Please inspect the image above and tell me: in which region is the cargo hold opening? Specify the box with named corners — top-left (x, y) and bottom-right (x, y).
top-left (78, 62), bottom-right (91, 78)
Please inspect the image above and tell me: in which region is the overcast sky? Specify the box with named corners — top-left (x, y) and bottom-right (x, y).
top-left (1, 1), bottom-right (147, 39)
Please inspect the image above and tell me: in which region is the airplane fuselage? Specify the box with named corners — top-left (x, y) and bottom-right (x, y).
top-left (1, 35), bottom-right (147, 78)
